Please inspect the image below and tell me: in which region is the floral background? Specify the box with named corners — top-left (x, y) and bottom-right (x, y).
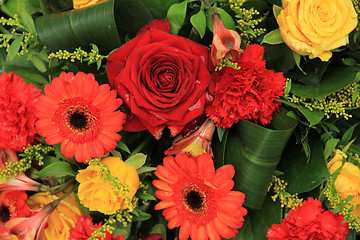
top-left (0, 0), bottom-right (359, 239)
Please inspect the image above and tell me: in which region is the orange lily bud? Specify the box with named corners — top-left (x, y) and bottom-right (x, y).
top-left (211, 9), bottom-right (242, 66)
top-left (165, 118), bottom-right (215, 157)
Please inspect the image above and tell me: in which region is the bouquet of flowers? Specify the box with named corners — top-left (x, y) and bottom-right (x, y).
top-left (0, 0), bottom-right (359, 239)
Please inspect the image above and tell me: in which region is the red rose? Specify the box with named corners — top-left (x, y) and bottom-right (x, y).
top-left (267, 198), bottom-right (348, 240)
top-left (107, 20), bottom-right (214, 139)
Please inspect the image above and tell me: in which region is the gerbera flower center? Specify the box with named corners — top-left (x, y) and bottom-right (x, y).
top-left (69, 109), bottom-right (89, 130)
top-left (0, 204), bottom-right (10, 223)
top-left (182, 185), bottom-right (207, 215)
top-left (185, 189), bottom-right (204, 210)
top-left (65, 106), bottom-right (94, 132)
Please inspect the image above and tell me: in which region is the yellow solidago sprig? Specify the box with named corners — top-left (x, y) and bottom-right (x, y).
top-left (324, 149), bottom-right (360, 230)
top-left (269, 175), bottom-right (303, 210)
top-left (215, 58), bottom-right (241, 71)
top-left (284, 82), bottom-right (360, 120)
top-left (0, 15), bottom-right (39, 57)
top-left (0, 143), bottom-right (53, 181)
top-left (229, 0), bottom-right (266, 44)
top-left (323, 176), bottom-right (360, 231)
top-left (48, 44), bottom-right (107, 69)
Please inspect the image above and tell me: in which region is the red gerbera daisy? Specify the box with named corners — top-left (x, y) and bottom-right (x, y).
top-left (35, 72), bottom-right (126, 163)
top-left (267, 198), bottom-right (349, 240)
top-left (69, 215), bottom-right (124, 240)
top-left (0, 72), bottom-right (40, 151)
top-left (205, 44), bottom-right (286, 128)
top-left (153, 153), bottom-right (247, 240)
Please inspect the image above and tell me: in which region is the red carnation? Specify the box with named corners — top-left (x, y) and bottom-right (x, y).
top-left (0, 190), bottom-right (31, 225)
top-left (0, 72), bottom-right (40, 151)
top-left (205, 44), bottom-right (285, 128)
top-left (267, 198), bottom-right (349, 240)
top-left (69, 215), bottom-right (124, 240)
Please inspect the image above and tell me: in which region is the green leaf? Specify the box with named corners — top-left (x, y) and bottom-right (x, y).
top-left (277, 134), bottom-right (330, 194)
top-left (140, 0), bottom-right (178, 19)
top-left (214, 7), bottom-right (236, 31)
top-left (345, 229), bottom-right (357, 240)
top-left (233, 194), bottom-right (282, 240)
top-left (35, 0), bottom-right (152, 54)
top-left (36, 161), bottom-right (76, 178)
top-left (291, 67), bottom-right (357, 100)
top-left (215, 109), bottom-right (297, 209)
top-left (6, 36), bottom-right (23, 61)
top-left (137, 192), bottom-right (157, 201)
top-left (273, 4), bottom-right (282, 18)
top-left (339, 123), bottom-right (359, 146)
top-left (261, 29), bottom-right (283, 44)
top-left (125, 153), bottom-right (146, 169)
top-left (31, 55), bottom-right (47, 73)
top-left (132, 209), bottom-right (152, 221)
top-left (263, 43), bottom-right (296, 74)
top-left (117, 141), bottom-right (131, 154)
top-left (323, 138), bottom-right (339, 160)
top-left (18, 4), bottom-right (36, 34)
top-left (136, 166), bottom-right (157, 175)
top-left (277, 99), bottom-right (324, 126)
top-left (190, 9), bottom-right (206, 38)
top-left (167, 0), bottom-right (187, 35)
top-left (216, 127), bottom-right (227, 142)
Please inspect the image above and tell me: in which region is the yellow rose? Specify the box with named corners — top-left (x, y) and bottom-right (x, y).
top-left (76, 157), bottom-right (139, 215)
top-left (328, 150), bottom-right (360, 217)
top-left (26, 188), bottom-right (83, 240)
top-left (73, 0), bottom-right (108, 10)
top-left (276, 0), bottom-right (358, 61)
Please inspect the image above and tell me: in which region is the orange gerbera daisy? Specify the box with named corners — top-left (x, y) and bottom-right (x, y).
top-left (35, 72), bottom-right (126, 163)
top-left (153, 153), bottom-right (247, 240)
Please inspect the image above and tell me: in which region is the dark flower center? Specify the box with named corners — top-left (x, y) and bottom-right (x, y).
top-left (0, 204), bottom-right (10, 223)
top-left (69, 110), bottom-right (88, 130)
top-left (185, 190), bottom-right (204, 210)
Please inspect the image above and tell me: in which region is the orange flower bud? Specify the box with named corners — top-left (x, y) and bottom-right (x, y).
top-left (211, 9), bottom-right (242, 66)
top-left (165, 118), bottom-right (215, 157)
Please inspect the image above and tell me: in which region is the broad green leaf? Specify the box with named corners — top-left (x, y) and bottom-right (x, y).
top-left (167, 0), bottom-right (188, 35)
top-left (277, 134), bottom-right (330, 194)
top-left (323, 138), bottom-right (339, 160)
top-left (261, 29), bottom-right (283, 44)
top-left (345, 229), bottom-right (357, 240)
top-left (36, 161), bottom-right (76, 178)
top-left (6, 36), bottom-right (23, 61)
top-left (126, 153), bottom-right (147, 169)
top-left (233, 194), bottom-right (282, 240)
top-left (140, 0), bottom-right (178, 19)
top-left (263, 43), bottom-right (296, 74)
top-left (291, 67), bottom-right (357, 100)
top-left (190, 9), bottom-right (206, 38)
top-left (35, 0), bottom-right (152, 54)
top-left (277, 99), bottom-right (324, 126)
top-left (215, 109), bottom-right (297, 209)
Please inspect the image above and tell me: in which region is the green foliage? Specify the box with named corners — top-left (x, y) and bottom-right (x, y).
top-left (213, 109), bottom-right (297, 209)
top-left (167, 0), bottom-right (188, 34)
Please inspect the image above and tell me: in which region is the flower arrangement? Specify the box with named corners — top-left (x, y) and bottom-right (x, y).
top-left (0, 0), bottom-right (359, 239)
